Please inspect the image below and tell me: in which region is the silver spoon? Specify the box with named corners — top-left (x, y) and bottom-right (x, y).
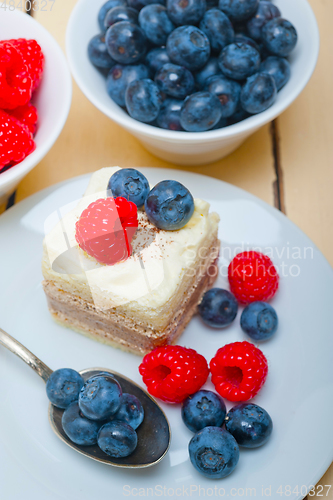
top-left (0, 327), bottom-right (171, 468)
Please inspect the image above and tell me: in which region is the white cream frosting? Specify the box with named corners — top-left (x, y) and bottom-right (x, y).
top-left (42, 167), bottom-right (220, 315)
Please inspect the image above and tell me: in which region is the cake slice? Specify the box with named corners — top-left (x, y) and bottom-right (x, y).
top-left (42, 167), bottom-right (220, 355)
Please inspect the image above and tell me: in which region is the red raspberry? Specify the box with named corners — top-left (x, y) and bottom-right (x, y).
top-left (7, 103), bottom-right (38, 135)
top-left (0, 110), bottom-right (35, 170)
top-left (228, 251), bottom-right (279, 304)
top-left (210, 341), bottom-right (268, 402)
top-left (9, 39), bottom-right (44, 91)
top-left (139, 345), bottom-right (209, 403)
top-left (75, 197), bottom-right (138, 265)
top-left (0, 41), bottom-right (32, 109)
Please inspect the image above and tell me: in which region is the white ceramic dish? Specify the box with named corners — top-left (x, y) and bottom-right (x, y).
top-left (66, 0), bottom-right (319, 165)
top-left (0, 9), bottom-right (72, 204)
top-left (0, 168), bottom-right (332, 499)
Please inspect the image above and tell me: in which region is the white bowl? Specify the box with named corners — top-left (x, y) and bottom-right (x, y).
top-left (67, 0), bottom-right (319, 166)
top-left (0, 9), bottom-right (72, 204)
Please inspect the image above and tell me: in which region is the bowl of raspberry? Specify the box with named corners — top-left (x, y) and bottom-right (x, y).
top-left (0, 9), bottom-right (72, 204)
top-left (66, 0), bottom-right (319, 165)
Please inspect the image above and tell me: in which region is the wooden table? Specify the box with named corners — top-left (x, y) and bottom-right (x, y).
top-left (2, 0), bottom-right (333, 496)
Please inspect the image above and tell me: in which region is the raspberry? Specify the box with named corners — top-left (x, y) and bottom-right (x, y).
top-left (228, 251), bottom-right (279, 304)
top-left (75, 197), bottom-right (138, 265)
top-left (0, 110), bottom-right (35, 170)
top-left (139, 345), bottom-right (209, 403)
top-left (0, 41), bottom-right (32, 109)
top-left (7, 103), bottom-right (38, 135)
top-left (210, 341), bottom-right (268, 402)
top-left (9, 39), bottom-right (45, 91)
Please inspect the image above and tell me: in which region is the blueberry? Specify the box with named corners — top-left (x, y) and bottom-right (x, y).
top-left (110, 393), bottom-right (144, 429)
top-left (182, 390), bottom-right (226, 432)
top-left (189, 427), bottom-right (239, 478)
top-left (145, 180), bottom-right (194, 230)
top-left (246, 0), bottom-right (280, 40)
top-left (62, 402), bottom-right (102, 446)
top-left (194, 57), bottom-right (221, 89)
top-left (206, 0), bottom-right (219, 8)
top-left (128, 0), bottom-right (165, 11)
top-left (98, 421), bottom-right (138, 457)
top-left (199, 9), bottom-right (234, 53)
top-left (157, 98), bottom-right (184, 130)
top-left (218, 0), bottom-right (259, 22)
top-left (180, 91), bottom-right (222, 132)
top-left (146, 47), bottom-right (170, 76)
top-left (225, 403), bottom-right (273, 448)
top-left (240, 301), bottom-right (278, 341)
top-left (125, 79), bottom-right (162, 122)
top-left (139, 5), bottom-right (175, 46)
top-left (167, 0), bottom-right (206, 26)
top-left (205, 75), bottom-right (241, 117)
top-left (211, 116), bottom-right (228, 129)
top-left (219, 42), bottom-right (261, 81)
top-left (227, 104), bottom-right (250, 124)
top-left (261, 18), bottom-right (297, 57)
top-left (155, 63), bottom-right (194, 99)
top-left (240, 72), bottom-right (276, 113)
top-left (107, 168), bottom-right (150, 208)
top-left (260, 55), bottom-right (290, 91)
top-left (88, 34), bottom-right (116, 71)
top-left (105, 21), bottom-right (147, 65)
top-left (46, 368), bottom-right (84, 409)
top-left (167, 26), bottom-right (210, 71)
top-left (198, 288), bottom-right (238, 327)
top-left (107, 63), bottom-right (149, 107)
top-left (78, 374), bottom-right (122, 421)
top-left (98, 0), bottom-right (127, 32)
top-left (104, 6), bottom-right (139, 30)
top-left (234, 33), bottom-right (260, 53)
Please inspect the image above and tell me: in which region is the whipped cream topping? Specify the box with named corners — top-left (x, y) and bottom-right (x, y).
top-left (42, 167), bottom-right (220, 311)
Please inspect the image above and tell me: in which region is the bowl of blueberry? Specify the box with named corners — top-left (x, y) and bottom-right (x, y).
top-left (66, 0), bottom-right (319, 165)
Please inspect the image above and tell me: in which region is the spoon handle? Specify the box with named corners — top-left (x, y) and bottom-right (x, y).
top-left (0, 328), bottom-right (53, 383)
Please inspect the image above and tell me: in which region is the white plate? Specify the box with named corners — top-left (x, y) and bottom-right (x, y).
top-left (0, 168), bottom-right (332, 500)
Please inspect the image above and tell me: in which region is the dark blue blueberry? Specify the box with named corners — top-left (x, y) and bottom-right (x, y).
top-left (205, 75), bottom-right (241, 117)
top-left (104, 6), bottom-right (139, 30)
top-left (246, 0), bottom-right (280, 40)
top-left (234, 33), bottom-right (260, 53)
top-left (199, 288), bottom-right (238, 327)
top-left (240, 72), bottom-right (276, 113)
top-left (227, 104), bottom-right (250, 124)
top-left (145, 180), bottom-right (194, 230)
top-left (125, 78), bottom-right (162, 122)
top-left (260, 55), bottom-right (290, 91)
top-left (78, 374), bottom-right (122, 421)
top-left (261, 18), bottom-right (297, 57)
top-left (199, 9), bottom-right (234, 53)
top-left (155, 63), bottom-right (194, 98)
top-left (62, 402), bottom-right (102, 446)
top-left (211, 116), bottom-right (228, 129)
top-left (166, 26), bottom-right (210, 71)
top-left (88, 34), bottom-right (116, 71)
top-left (105, 21), bottom-right (147, 64)
top-left (146, 47), bottom-right (170, 76)
top-left (110, 393), bottom-right (144, 429)
top-left (206, 0), bottom-right (219, 8)
top-left (139, 5), bottom-right (175, 46)
top-left (218, 0), bottom-right (259, 22)
top-left (107, 168), bottom-right (150, 208)
top-left (128, 0), bottom-right (165, 10)
top-left (240, 301), bottom-right (278, 341)
top-left (182, 390), bottom-right (226, 432)
top-left (98, 421), bottom-right (137, 457)
top-left (189, 427), bottom-right (239, 478)
top-left (225, 403), bottom-right (273, 448)
top-left (167, 0), bottom-right (206, 26)
top-left (106, 63), bottom-right (149, 107)
top-left (194, 57), bottom-right (221, 89)
top-left (46, 368), bottom-right (84, 409)
top-left (219, 42), bottom-right (261, 81)
top-left (157, 98), bottom-right (183, 130)
top-left (180, 91), bottom-right (222, 131)
top-left (98, 0), bottom-right (127, 32)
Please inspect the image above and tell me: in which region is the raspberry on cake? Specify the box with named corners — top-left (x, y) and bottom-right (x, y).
top-left (42, 167), bottom-right (220, 355)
